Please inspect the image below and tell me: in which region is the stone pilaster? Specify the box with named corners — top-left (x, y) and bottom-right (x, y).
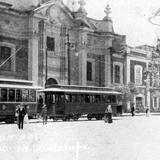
top-left (78, 28), bottom-right (88, 86)
top-left (104, 40), bottom-right (112, 87)
top-left (28, 17), bottom-right (39, 86)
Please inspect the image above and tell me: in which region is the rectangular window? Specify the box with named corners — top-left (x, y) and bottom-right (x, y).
top-left (115, 65), bottom-right (120, 83)
top-left (0, 46), bottom-right (11, 71)
top-left (87, 61), bottom-right (92, 81)
top-left (154, 97), bottom-right (157, 108)
top-left (47, 37), bottom-right (55, 51)
top-left (135, 65), bottom-right (142, 85)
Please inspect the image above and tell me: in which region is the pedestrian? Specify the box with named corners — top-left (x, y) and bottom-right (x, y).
top-left (104, 104), bottom-right (113, 123)
top-left (41, 103), bottom-right (48, 125)
top-left (131, 103), bottom-right (135, 116)
top-left (15, 104), bottom-right (20, 126)
top-left (24, 105), bottom-right (29, 124)
top-left (146, 106), bottom-right (150, 117)
top-left (16, 103), bottom-right (26, 130)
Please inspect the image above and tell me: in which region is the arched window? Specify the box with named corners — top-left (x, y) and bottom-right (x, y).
top-left (46, 78), bottom-right (58, 86)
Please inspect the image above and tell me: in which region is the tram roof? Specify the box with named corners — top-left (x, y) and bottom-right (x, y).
top-left (0, 84), bottom-right (43, 89)
top-left (39, 88), bottom-right (122, 94)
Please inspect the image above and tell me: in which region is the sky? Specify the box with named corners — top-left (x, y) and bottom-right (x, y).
top-left (84, 0), bottom-right (160, 47)
top-left (1, 0), bottom-right (160, 47)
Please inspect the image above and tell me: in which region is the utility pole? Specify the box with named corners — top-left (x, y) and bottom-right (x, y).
top-left (45, 47), bottom-right (48, 87)
top-left (0, 47), bottom-right (22, 69)
top-left (66, 32), bottom-right (71, 85)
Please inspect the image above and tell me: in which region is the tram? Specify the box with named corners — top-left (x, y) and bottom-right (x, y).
top-left (0, 79), bottom-right (42, 123)
top-left (38, 84), bottom-right (123, 121)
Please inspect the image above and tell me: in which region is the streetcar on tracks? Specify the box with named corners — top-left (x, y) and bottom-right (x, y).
top-left (38, 84), bottom-right (123, 121)
top-left (0, 79), bottom-right (42, 123)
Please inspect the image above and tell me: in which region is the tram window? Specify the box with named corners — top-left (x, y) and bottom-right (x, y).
top-left (85, 95), bottom-right (90, 103)
top-left (80, 95), bottom-right (85, 103)
top-left (16, 90), bottom-right (22, 102)
top-left (89, 95), bottom-right (93, 103)
top-left (105, 95), bottom-right (111, 103)
top-left (59, 94), bottom-right (65, 102)
top-left (108, 95), bottom-right (116, 103)
top-left (95, 95), bottom-right (100, 103)
top-left (38, 95), bottom-right (43, 103)
top-left (1, 89), bottom-right (7, 101)
top-left (92, 95), bottom-right (96, 103)
top-left (72, 94), bottom-right (78, 103)
top-left (117, 95), bottom-right (122, 103)
top-left (29, 90), bottom-right (36, 102)
top-left (65, 94), bottom-right (70, 103)
top-left (9, 89), bottom-right (15, 101)
top-left (52, 94), bottom-right (55, 103)
top-left (22, 89), bottom-right (29, 102)
top-left (101, 95), bottom-right (105, 103)
top-left (46, 93), bottom-right (53, 103)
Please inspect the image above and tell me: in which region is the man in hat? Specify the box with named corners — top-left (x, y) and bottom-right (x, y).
top-left (16, 103), bottom-right (26, 129)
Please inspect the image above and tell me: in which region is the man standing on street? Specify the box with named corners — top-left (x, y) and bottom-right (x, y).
top-left (104, 104), bottom-right (113, 123)
top-left (131, 103), bottom-right (135, 116)
top-left (16, 103), bottom-right (26, 130)
top-left (41, 103), bottom-right (48, 125)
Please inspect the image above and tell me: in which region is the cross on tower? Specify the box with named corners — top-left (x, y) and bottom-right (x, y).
top-left (104, 4), bottom-right (111, 18)
top-left (78, 0), bottom-right (86, 9)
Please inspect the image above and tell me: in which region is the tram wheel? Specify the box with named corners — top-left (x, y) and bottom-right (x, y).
top-left (87, 114), bottom-right (93, 120)
top-left (95, 116), bottom-right (102, 120)
top-left (53, 118), bottom-right (58, 122)
top-left (73, 117), bottom-right (79, 121)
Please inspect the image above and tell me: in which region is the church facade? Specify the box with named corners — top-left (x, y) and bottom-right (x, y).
top-left (0, 0), bottom-right (126, 88)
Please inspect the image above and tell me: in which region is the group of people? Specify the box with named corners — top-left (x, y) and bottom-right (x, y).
top-left (15, 102), bottom-right (48, 130)
top-left (15, 101), bottom-right (152, 129)
top-left (130, 103), bottom-right (150, 117)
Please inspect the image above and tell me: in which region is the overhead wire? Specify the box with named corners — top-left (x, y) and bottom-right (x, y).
top-left (0, 47), bottom-right (22, 69)
top-left (148, 7), bottom-right (160, 27)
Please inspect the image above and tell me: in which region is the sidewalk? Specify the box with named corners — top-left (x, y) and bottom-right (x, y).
top-left (122, 112), bottom-right (160, 117)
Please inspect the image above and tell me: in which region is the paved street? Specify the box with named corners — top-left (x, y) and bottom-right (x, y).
top-left (0, 115), bottom-right (160, 160)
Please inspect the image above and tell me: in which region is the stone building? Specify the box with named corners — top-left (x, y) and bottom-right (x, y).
top-left (1, 0), bottom-right (160, 113)
top-left (123, 44), bottom-right (160, 112)
top-left (0, 0), bottom-right (126, 88)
